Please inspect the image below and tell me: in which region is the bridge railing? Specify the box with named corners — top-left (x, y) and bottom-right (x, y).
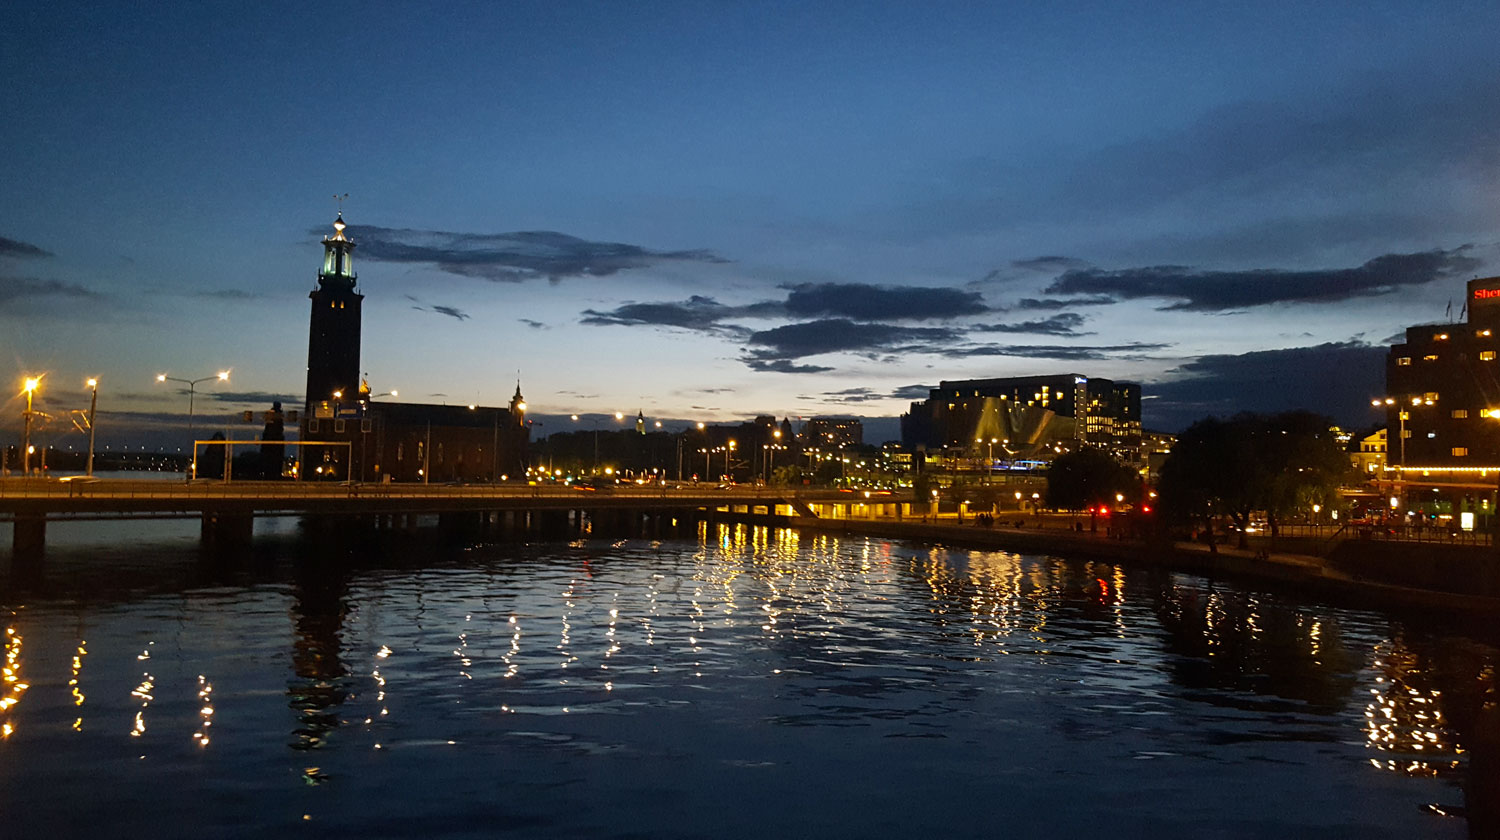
top-left (0, 477), bottom-right (896, 507)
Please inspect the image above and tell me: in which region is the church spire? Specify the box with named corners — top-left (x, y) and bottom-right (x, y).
top-left (509, 380), bottom-right (527, 427)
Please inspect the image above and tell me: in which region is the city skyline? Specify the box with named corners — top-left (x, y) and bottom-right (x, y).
top-left (5, 1), bottom-right (1500, 448)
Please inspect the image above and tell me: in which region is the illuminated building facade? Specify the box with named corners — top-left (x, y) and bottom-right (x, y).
top-left (900, 374), bottom-right (1142, 464)
top-left (802, 417), bottom-right (863, 448)
top-left (300, 215), bottom-right (529, 481)
top-left (1382, 276), bottom-right (1500, 469)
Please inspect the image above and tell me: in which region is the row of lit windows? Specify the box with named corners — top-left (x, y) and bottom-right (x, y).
top-left (1396, 351), bottom-right (1498, 364)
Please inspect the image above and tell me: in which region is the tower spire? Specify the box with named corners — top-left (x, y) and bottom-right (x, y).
top-left (509, 379), bottom-right (527, 427)
top-left (319, 200), bottom-right (357, 290)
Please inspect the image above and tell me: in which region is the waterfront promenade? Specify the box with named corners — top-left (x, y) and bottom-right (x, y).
top-left (795, 513), bottom-right (1500, 619)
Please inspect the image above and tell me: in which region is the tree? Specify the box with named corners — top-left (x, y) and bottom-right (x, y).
top-left (1044, 447), bottom-right (1139, 530)
top-left (1158, 411), bottom-right (1352, 547)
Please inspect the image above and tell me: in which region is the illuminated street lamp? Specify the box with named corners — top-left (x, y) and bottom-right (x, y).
top-left (1373, 396), bottom-right (1428, 468)
top-left (976, 436), bottom-right (998, 484)
top-left (157, 370), bottom-right (230, 442)
top-left (85, 377), bottom-right (98, 476)
top-left (20, 375), bottom-right (41, 476)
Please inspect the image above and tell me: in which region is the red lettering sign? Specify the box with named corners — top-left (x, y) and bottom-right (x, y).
top-left (1475, 289), bottom-right (1500, 300)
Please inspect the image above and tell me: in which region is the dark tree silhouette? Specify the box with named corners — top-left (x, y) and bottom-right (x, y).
top-left (1044, 447), bottom-right (1139, 528)
top-left (1158, 411), bottom-right (1351, 547)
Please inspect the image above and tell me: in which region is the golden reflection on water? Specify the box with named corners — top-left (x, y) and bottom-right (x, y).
top-left (130, 672), bottom-right (154, 737)
top-left (2, 625), bottom-right (29, 738)
top-left (193, 675), bottom-right (213, 747)
top-left (70, 640), bottom-right (87, 732)
top-left (1363, 638), bottom-right (1461, 777)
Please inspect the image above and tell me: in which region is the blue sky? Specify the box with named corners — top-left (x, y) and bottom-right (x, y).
top-left (4, 1), bottom-right (1499, 449)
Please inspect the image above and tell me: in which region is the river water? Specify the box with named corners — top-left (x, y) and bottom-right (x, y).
top-left (0, 520), bottom-right (1495, 838)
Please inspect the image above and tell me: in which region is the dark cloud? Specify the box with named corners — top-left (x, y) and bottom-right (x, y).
top-left (744, 359), bottom-right (835, 374)
top-left (198, 288), bottom-right (261, 300)
top-left (0, 276), bottom-right (99, 302)
top-left (1146, 341), bottom-right (1385, 431)
top-left (1044, 247), bottom-right (1480, 312)
top-left (1008, 256), bottom-right (1089, 274)
top-left (0, 236), bottom-right (53, 259)
top-left (781, 282), bottom-right (986, 321)
top-left (411, 304), bottom-right (469, 321)
top-left (980, 257), bottom-right (1092, 284)
top-left (815, 385), bottom-right (932, 403)
top-left (1010, 295), bottom-right (1116, 310)
top-left (745, 319), bottom-right (959, 361)
top-left (973, 313), bottom-right (1092, 336)
top-left (579, 295), bottom-right (765, 335)
top-left (519, 319), bottom-right (547, 329)
top-left (943, 342), bottom-right (1169, 361)
top-left (202, 391), bottom-right (303, 405)
top-left (343, 225), bottom-right (727, 282)
top-left (402, 293), bottom-right (470, 321)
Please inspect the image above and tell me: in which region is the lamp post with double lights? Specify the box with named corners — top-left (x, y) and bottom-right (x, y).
top-left (156, 370), bottom-right (229, 442)
top-left (977, 436), bottom-right (998, 484)
top-left (1372, 396), bottom-right (1428, 469)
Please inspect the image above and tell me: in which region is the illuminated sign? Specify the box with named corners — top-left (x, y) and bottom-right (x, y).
top-left (1475, 288), bottom-right (1500, 300)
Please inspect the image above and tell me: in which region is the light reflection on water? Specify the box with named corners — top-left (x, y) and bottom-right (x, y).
top-left (0, 522), bottom-right (1495, 838)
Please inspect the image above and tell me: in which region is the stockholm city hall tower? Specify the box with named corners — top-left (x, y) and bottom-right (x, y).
top-left (305, 213), bottom-right (363, 415)
top-left (295, 211), bottom-right (529, 482)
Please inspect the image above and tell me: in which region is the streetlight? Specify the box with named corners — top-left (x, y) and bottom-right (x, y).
top-left (85, 377), bottom-right (98, 476)
top-left (977, 436), bottom-right (998, 484)
top-left (1373, 396), bottom-right (1429, 469)
top-left (157, 370), bottom-right (230, 442)
top-left (726, 440), bottom-right (736, 482)
top-left (20, 375), bottom-right (41, 476)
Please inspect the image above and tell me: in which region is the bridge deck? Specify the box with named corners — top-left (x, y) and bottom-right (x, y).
top-left (0, 479), bottom-right (910, 521)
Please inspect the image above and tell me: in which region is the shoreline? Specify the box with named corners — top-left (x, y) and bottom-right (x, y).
top-left (784, 515), bottom-right (1500, 618)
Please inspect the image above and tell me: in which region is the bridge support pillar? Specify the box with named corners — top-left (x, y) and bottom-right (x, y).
top-left (12, 513), bottom-right (46, 576)
top-left (438, 512), bottom-right (482, 546)
top-left (201, 512), bottom-right (253, 559)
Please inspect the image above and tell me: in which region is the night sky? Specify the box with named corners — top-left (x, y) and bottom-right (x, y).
top-left (4, 1), bottom-right (1498, 449)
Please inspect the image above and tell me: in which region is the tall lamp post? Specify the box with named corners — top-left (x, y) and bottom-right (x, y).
top-left (977, 436), bottom-right (998, 484)
top-left (21, 375), bottom-right (41, 476)
top-left (156, 370), bottom-right (229, 442)
top-left (1373, 396), bottom-right (1426, 469)
top-left (85, 377), bottom-right (98, 476)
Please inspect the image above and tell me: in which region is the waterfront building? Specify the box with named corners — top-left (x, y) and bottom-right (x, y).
top-left (300, 214), bottom-right (529, 481)
top-left (1382, 276), bottom-right (1500, 470)
top-left (900, 374), bottom-right (1142, 465)
top-left (1375, 276), bottom-right (1500, 528)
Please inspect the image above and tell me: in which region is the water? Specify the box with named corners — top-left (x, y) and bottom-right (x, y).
top-left (0, 522), bottom-right (1494, 838)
